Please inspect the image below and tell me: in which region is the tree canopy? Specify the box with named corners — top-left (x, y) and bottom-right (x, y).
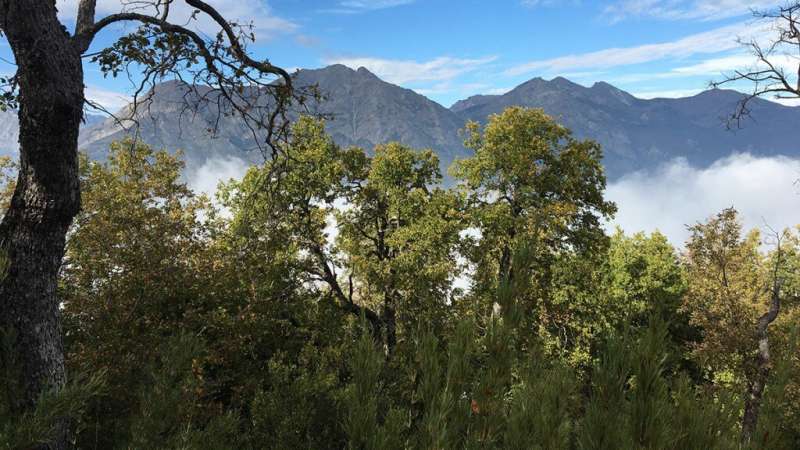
top-left (0, 109), bottom-right (797, 449)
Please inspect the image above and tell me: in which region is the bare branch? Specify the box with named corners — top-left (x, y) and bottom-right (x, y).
top-left (75, 0), bottom-right (97, 39)
top-left (713, 3), bottom-right (800, 127)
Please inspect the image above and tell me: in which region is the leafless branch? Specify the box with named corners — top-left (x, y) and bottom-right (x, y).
top-left (712, 3), bottom-right (800, 128)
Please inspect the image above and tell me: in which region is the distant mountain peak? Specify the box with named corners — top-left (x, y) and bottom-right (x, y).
top-left (591, 81), bottom-right (619, 91)
top-left (450, 94), bottom-right (499, 113)
top-left (550, 76), bottom-right (578, 87)
top-left (590, 81), bottom-right (637, 105)
top-left (3, 64), bottom-right (790, 186)
top-left (356, 66), bottom-right (379, 78)
top-left (321, 63), bottom-right (352, 72)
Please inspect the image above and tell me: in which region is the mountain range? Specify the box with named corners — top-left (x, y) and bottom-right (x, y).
top-left (1, 64), bottom-right (799, 179)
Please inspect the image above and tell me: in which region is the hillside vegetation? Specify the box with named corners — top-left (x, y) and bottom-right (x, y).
top-left (2, 108), bottom-right (798, 449)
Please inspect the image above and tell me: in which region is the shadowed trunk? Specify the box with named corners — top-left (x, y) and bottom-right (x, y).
top-left (0, 1), bottom-right (84, 448)
top-left (741, 282), bottom-right (781, 444)
top-left (382, 300), bottom-right (397, 355)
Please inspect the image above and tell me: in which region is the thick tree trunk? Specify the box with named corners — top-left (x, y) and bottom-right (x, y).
top-left (0, 1), bottom-right (84, 448)
top-left (741, 284), bottom-right (781, 444)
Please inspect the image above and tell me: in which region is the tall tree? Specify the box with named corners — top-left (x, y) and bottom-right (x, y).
top-left (452, 107), bottom-right (615, 334)
top-left (226, 117), bottom-right (464, 354)
top-left (683, 208), bottom-right (788, 443)
top-left (62, 142), bottom-right (214, 446)
top-left (0, 1), bottom-right (292, 445)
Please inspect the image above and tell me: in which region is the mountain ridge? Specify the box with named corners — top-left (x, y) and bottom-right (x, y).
top-left (0, 65), bottom-right (797, 180)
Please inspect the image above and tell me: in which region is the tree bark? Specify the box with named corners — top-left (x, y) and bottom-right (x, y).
top-left (741, 282), bottom-right (781, 444)
top-left (0, 1), bottom-right (84, 448)
top-left (382, 300), bottom-right (397, 355)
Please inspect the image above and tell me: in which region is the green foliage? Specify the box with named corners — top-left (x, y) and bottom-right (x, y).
top-left (343, 320), bottom-right (407, 450)
top-left (453, 107), bottom-right (616, 284)
top-left (126, 334), bottom-right (244, 450)
top-left (49, 110), bottom-right (800, 448)
top-left (453, 107), bottom-right (617, 364)
top-left (250, 350), bottom-right (345, 449)
top-left (683, 208), bottom-right (767, 380)
top-left (578, 320), bottom-right (739, 450)
top-left (0, 328), bottom-right (104, 449)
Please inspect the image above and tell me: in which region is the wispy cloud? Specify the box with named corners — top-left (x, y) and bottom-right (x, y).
top-left (520, 0), bottom-right (558, 7)
top-left (520, 0), bottom-right (584, 8)
top-left (322, 0), bottom-right (416, 14)
top-left (630, 88), bottom-right (703, 99)
top-left (505, 21), bottom-right (766, 76)
top-left (57, 0), bottom-right (298, 38)
top-left (603, 0), bottom-right (775, 23)
top-left (602, 52), bottom-right (797, 89)
top-left (84, 86), bottom-right (131, 112)
top-left (325, 55), bottom-right (497, 85)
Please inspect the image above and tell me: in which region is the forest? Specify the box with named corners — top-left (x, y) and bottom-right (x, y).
top-left (3, 0), bottom-right (800, 449)
top-left (1, 108), bottom-right (798, 448)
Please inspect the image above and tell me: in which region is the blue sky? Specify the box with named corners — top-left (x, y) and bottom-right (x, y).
top-left (34, 0), bottom-right (786, 109)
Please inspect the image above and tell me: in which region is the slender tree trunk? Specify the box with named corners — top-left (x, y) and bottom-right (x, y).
top-left (382, 300), bottom-right (397, 355)
top-left (0, 1), bottom-right (84, 448)
top-left (741, 284), bottom-right (781, 444)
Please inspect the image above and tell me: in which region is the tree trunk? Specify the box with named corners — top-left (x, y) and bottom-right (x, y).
top-left (0, 1), bottom-right (84, 448)
top-left (382, 301), bottom-right (397, 355)
top-left (741, 283), bottom-right (781, 444)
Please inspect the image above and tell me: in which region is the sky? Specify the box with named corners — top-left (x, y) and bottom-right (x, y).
top-left (32, 0), bottom-right (789, 110)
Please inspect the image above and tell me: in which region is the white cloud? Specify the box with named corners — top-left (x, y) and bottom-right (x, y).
top-left (339, 0), bottom-right (415, 9)
top-left (505, 21), bottom-right (767, 76)
top-left (84, 86), bottom-right (131, 112)
top-left (520, 0), bottom-right (557, 7)
top-left (631, 88), bottom-right (703, 99)
top-left (670, 54), bottom-right (760, 75)
top-left (322, 0), bottom-right (415, 13)
top-left (485, 86), bottom-right (513, 95)
top-left (606, 154), bottom-right (800, 246)
top-left (57, 0), bottom-right (297, 38)
top-left (604, 0), bottom-right (776, 23)
top-left (187, 156), bottom-right (249, 201)
top-left (596, 52), bottom-right (797, 93)
top-left (325, 55), bottom-right (497, 85)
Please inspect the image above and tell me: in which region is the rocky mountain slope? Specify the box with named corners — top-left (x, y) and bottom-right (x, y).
top-left (452, 77), bottom-right (800, 177)
top-left (2, 65), bottom-right (798, 180)
top-left (75, 65), bottom-right (469, 173)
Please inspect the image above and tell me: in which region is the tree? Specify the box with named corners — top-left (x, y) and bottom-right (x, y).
top-left (603, 230), bottom-right (695, 370)
top-left (336, 141), bottom-right (464, 353)
top-left (0, 0), bottom-right (293, 441)
top-left (61, 141), bottom-right (215, 445)
top-left (683, 208), bottom-right (789, 443)
top-left (711, 2), bottom-right (800, 125)
top-left (452, 107), bottom-right (616, 347)
top-left (226, 117), bottom-right (465, 354)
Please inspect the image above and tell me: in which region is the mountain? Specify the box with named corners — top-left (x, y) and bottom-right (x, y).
top-left (451, 77), bottom-right (800, 177)
top-left (293, 65), bottom-right (467, 167)
top-left (0, 111), bottom-right (104, 157)
top-left (77, 81), bottom-right (267, 171)
top-left (2, 66), bottom-right (799, 181)
top-left (76, 64), bottom-right (469, 173)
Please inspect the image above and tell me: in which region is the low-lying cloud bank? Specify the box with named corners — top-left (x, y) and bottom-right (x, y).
top-left (606, 153), bottom-right (800, 246)
top-left (187, 156), bottom-right (251, 200)
top-left (186, 153), bottom-right (800, 249)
